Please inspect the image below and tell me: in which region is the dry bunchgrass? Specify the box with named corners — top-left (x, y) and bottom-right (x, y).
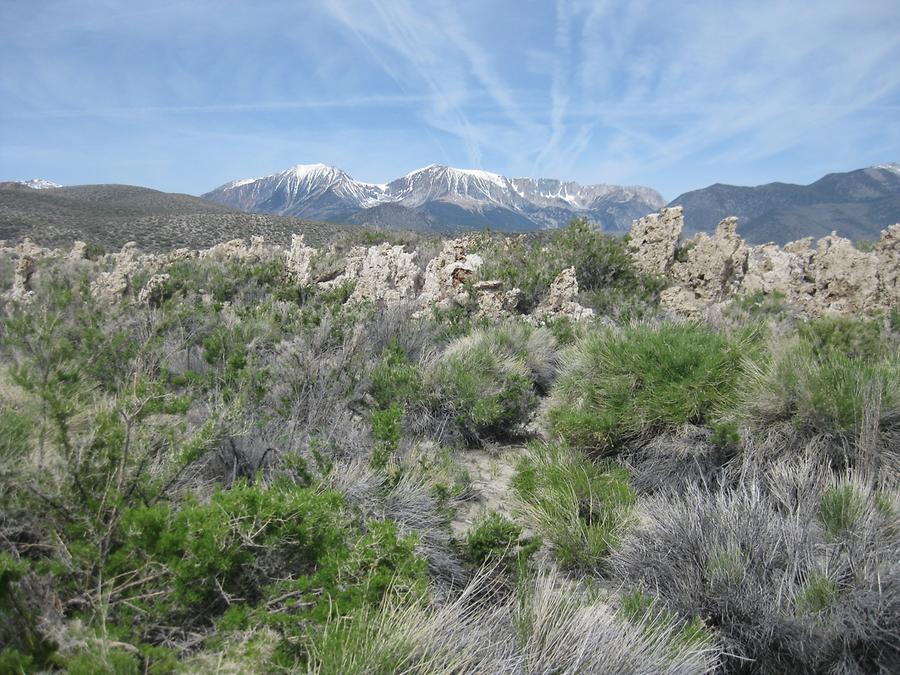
top-left (612, 465), bottom-right (900, 673)
top-left (306, 569), bottom-right (721, 674)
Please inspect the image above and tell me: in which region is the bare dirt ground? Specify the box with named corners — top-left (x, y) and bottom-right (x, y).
top-left (451, 445), bottom-right (523, 537)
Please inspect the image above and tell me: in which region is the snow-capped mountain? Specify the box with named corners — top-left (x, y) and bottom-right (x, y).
top-left (203, 164), bottom-right (666, 232)
top-left (18, 178), bottom-right (62, 189)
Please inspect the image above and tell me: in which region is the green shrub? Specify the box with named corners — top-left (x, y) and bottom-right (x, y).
top-left (513, 442), bottom-right (634, 569)
top-left (740, 341), bottom-right (900, 439)
top-left (425, 327), bottom-right (540, 442)
top-left (476, 219), bottom-right (663, 317)
top-left (798, 316), bottom-right (887, 361)
top-left (370, 341), bottom-right (421, 410)
top-left (66, 648), bottom-right (140, 675)
top-left (0, 554), bottom-right (56, 669)
top-left (370, 403), bottom-right (402, 470)
top-left (0, 407), bottom-right (31, 463)
top-left (0, 648), bottom-right (33, 674)
top-left (548, 322), bottom-right (757, 452)
top-left (107, 482), bottom-right (348, 622)
top-left (105, 480), bottom-right (427, 664)
top-left (463, 512), bottom-right (539, 580)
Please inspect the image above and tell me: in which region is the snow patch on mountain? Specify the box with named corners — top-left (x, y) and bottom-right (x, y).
top-left (18, 179), bottom-right (62, 189)
top-left (203, 163), bottom-right (666, 231)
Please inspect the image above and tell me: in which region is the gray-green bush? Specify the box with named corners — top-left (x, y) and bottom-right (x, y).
top-left (424, 322), bottom-right (556, 442)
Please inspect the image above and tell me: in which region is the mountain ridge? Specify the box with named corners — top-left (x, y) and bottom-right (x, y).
top-left (0, 182), bottom-right (363, 251)
top-left (668, 164), bottom-right (900, 244)
top-left (202, 163), bottom-right (666, 233)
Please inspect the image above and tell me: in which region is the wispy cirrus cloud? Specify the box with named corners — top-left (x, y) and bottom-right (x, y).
top-left (2, 95), bottom-right (432, 119)
top-left (1, 0), bottom-right (899, 195)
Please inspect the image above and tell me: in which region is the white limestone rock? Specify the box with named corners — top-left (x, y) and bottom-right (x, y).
top-left (530, 267), bottom-right (595, 324)
top-left (285, 234), bottom-right (317, 285)
top-left (417, 238), bottom-right (484, 312)
top-left (474, 280), bottom-right (522, 320)
top-left (628, 206), bottom-right (684, 276)
top-left (138, 273), bottom-right (171, 307)
top-left (347, 243), bottom-right (421, 306)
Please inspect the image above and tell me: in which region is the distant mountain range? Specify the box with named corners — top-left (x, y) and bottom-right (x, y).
top-left (668, 163), bottom-right (900, 244)
top-left (202, 164), bottom-right (666, 233)
top-left (5, 163), bottom-right (900, 246)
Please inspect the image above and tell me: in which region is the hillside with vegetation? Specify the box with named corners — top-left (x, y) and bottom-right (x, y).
top-left (1, 220), bottom-right (898, 673)
top-left (0, 183), bottom-right (363, 251)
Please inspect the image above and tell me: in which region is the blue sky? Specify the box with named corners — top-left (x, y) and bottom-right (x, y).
top-left (2, 0), bottom-right (899, 200)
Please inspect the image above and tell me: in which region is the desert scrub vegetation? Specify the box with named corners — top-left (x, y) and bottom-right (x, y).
top-left (423, 322), bottom-right (557, 443)
top-left (475, 218), bottom-right (665, 318)
top-left (738, 318), bottom-right (900, 476)
top-left (612, 469), bottom-right (900, 673)
top-left (1, 235), bottom-right (898, 673)
top-left (512, 442), bottom-right (635, 570)
top-left (547, 321), bottom-right (760, 454)
top-left (303, 569), bottom-right (721, 674)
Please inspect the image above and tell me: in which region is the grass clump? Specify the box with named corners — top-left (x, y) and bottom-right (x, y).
top-left (304, 570), bottom-right (720, 674)
top-left (462, 511), bottom-right (539, 581)
top-left (819, 483), bottom-right (865, 539)
top-left (548, 322), bottom-right (757, 453)
top-left (513, 442), bottom-right (635, 570)
top-left (795, 572), bottom-right (839, 614)
top-left (612, 477), bottom-right (900, 673)
top-left (738, 316), bottom-right (900, 456)
top-left (740, 339), bottom-right (900, 447)
top-left (619, 589), bottom-right (714, 654)
top-left (797, 315), bottom-right (890, 361)
top-left (425, 322), bottom-right (555, 442)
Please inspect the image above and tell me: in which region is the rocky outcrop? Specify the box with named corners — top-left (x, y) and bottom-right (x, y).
top-left (159, 248), bottom-right (196, 266)
top-left (417, 238), bottom-right (484, 312)
top-left (6, 256), bottom-right (35, 304)
top-left (670, 218), bottom-right (748, 301)
top-left (0, 237), bottom-right (55, 260)
top-left (742, 238), bottom-right (815, 305)
top-left (530, 268), bottom-right (595, 324)
top-left (809, 233), bottom-right (880, 315)
top-left (629, 206), bottom-right (684, 276)
top-left (346, 243), bottom-right (421, 306)
top-left (138, 273), bottom-right (171, 307)
top-left (631, 207), bottom-right (900, 317)
top-left (199, 236), bottom-right (272, 263)
top-left (874, 224), bottom-right (900, 306)
top-left (91, 242), bottom-right (144, 303)
top-left (658, 217), bottom-right (749, 316)
top-left (474, 280), bottom-right (522, 320)
top-left (68, 241), bottom-right (88, 262)
top-left (285, 234), bottom-right (316, 285)
top-left (10, 209), bottom-right (896, 319)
